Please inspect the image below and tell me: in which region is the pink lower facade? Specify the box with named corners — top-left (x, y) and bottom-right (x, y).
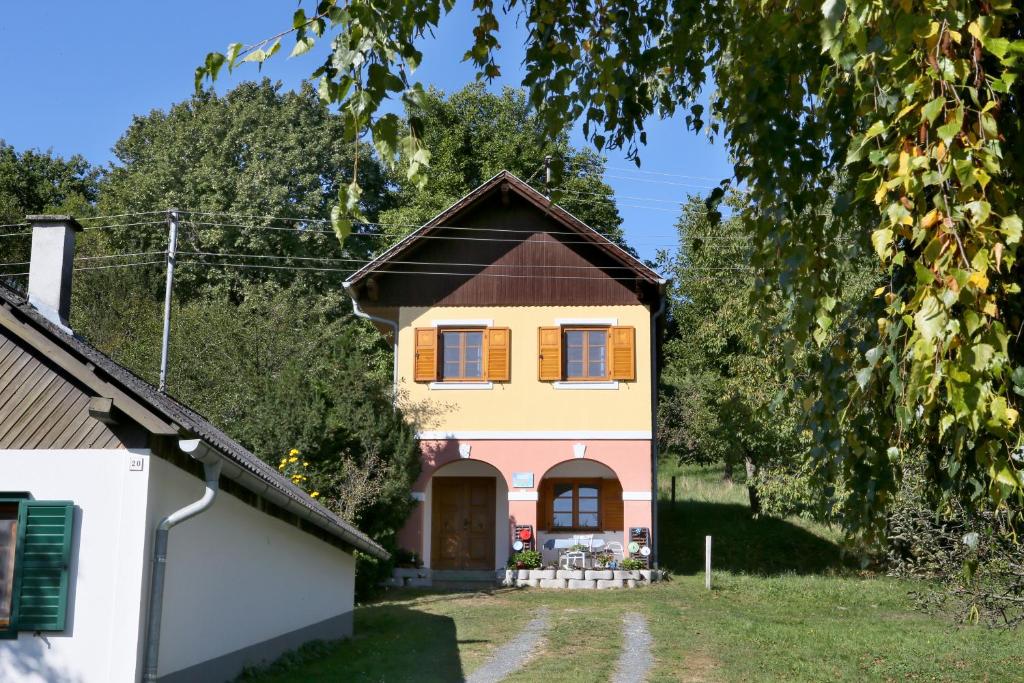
top-left (398, 439), bottom-right (654, 571)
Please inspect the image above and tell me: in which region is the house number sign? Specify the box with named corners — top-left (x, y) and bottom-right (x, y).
top-left (511, 472), bottom-right (534, 488)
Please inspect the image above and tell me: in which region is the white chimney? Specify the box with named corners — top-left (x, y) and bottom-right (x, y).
top-left (27, 214), bottom-right (82, 332)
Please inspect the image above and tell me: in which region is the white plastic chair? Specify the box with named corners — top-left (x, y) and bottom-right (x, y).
top-left (559, 534), bottom-right (594, 569)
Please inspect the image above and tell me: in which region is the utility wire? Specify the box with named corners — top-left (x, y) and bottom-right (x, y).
top-left (182, 210), bottom-right (329, 224)
top-left (556, 189), bottom-right (684, 205)
top-left (180, 254), bottom-right (745, 279)
top-left (74, 260), bottom-right (167, 272)
top-left (172, 250), bottom-right (757, 272)
top-left (601, 173), bottom-right (719, 189)
top-left (76, 251), bottom-right (167, 261)
top-left (177, 250), bottom-right (660, 271)
top-left (82, 220), bottom-right (169, 232)
top-left (181, 219), bottom-right (750, 244)
top-left (77, 210), bottom-right (173, 221)
top-left (603, 165), bottom-right (726, 183)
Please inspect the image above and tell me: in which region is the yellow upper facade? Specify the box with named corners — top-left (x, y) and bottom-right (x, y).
top-left (398, 305), bottom-right (654, 434)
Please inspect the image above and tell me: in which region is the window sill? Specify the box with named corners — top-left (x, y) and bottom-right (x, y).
top-left (428, 382), bottom-right (493, 390)
top-left (552, 381), bottom-right (619, 390)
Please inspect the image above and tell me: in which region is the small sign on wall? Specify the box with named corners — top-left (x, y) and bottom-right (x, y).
top-left (128, 455), bottom-right (145, 472)
top-left (511, 472), bottom-right (534, 488)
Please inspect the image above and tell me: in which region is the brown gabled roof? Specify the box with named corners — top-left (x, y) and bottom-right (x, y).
top-left (344, 170), bottom-right (665, 289)
top-left (0, 283), bottom-right (387, 559)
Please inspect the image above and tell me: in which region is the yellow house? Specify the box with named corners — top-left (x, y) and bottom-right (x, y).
top-left (343, 171), bottom-right (666, 578)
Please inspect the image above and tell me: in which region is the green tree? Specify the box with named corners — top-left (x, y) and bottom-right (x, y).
top-left (660, 197), bottom-right (804, 514)
top-left (97, 79), bottom-right (389, 302)
top-left (377, 84), bottom-right (625, 244)
top-left (0, 142), bottom-right (100, 282)
top-left (202, 0), bottom-right (1024, 540)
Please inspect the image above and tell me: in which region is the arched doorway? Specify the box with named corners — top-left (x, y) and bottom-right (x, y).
top-left (535, 459), bottom-right (623, 565)
top-left (427, 459), bottom-right (509, 571)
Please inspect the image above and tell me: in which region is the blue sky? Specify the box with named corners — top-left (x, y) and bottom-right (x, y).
top-left (0, 1), bottom-right (732, 261)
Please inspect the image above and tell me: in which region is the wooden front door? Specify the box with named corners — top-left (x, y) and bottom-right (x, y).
top-left (431, 477), bottom-right (496, 570)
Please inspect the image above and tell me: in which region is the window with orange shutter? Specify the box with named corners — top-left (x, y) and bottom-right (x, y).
top-left (440, 329), bottom-right (484, 380)
top-left (564, 328), bottom-right (609, 380)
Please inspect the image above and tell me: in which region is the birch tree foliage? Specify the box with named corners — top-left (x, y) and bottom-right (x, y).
top-left (198, 0), bottom-right (1024, 539)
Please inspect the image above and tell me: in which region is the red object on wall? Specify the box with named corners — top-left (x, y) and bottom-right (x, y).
top-left (518, 528), bottom-right (532, 541)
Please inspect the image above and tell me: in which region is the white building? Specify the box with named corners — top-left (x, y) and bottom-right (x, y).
top-left (0, 216), bottom-right (388, 682)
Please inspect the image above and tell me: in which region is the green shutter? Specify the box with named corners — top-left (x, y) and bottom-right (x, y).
top-left (12, 501), bottom-right (73, 632)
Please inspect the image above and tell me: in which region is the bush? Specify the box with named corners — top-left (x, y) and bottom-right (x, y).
top-left (508, 550), bottom-right (542, 569)
top-left (885, 462), bottom-right (1024, 628)
top-left (753, 458), bottom-right (846, 523)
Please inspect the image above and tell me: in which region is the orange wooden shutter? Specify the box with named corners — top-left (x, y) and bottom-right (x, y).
top-left (601, 479), bottom-right (624, 531)
top-left (485, 327), bottom-right (511, 382)
top-left (413, 328), bottom-right (437, 382)
top-left (538, 327), bottom-right (562, 381)
top-left (609, 326), bottom-right (636, 381)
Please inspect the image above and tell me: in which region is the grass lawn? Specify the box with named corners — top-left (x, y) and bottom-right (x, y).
top-left (244, 463), bottom-right (1024, 682)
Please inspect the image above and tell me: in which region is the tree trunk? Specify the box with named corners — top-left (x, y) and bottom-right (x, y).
top-left (744, 455), bottom-right (761, 516)
top-left (722, 460), bottom-right (734, 485)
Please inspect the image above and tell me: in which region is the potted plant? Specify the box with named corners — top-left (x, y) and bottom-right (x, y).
top-left (508, 550), bottom-right (542, 580)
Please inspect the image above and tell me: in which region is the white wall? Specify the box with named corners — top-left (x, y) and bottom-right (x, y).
top-left (426, 460), bottom-right (510, 570)
top-left (0, 448), bottom-right (152, 683)
top-left (147, 456), bottom-right (356, 680)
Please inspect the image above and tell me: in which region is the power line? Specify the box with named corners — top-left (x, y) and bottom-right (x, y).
top-left (601, 173), bottom-right (719, 190)
top-left (77, 211), bottom-right (171, 221)
top-left (557, 189), bottom-right (684, 205)
top-left (180, 254), bottom-right (744, 278)
top-left (0, 259), bottom-right (168, 277)
top-left (81, 220), bottom-right (169, 232)
top-left (182, 210), bottom-right (329, 224)
top-left (177, 258), bottom-right (662, 280)
top-left (177, 250), bottom-right (661, 271)
top-left (181, 220), bottom-right (335, 235)
top-left (0, 222), bottom-right (29, 230)
top-left (181, 219), bottom-right (695, 244)
top-left (74, 260), bottom-right (167, 272)
top-left (603, 165), bottom-right (726, 183)
top-left (76, 251), bottom-right (167, 261)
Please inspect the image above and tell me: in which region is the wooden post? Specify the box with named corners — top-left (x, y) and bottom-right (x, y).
top-left (705, 535), bottom-right (712, 590)
top-left (671, 476), bottom-right (676, 506)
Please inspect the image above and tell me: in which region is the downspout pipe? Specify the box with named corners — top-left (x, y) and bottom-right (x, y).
top-left (342, 281), bottom-right (399, 403)
top-left (142, 440), bottom-right (222, 683)
top-left (650, 281), bottom-right (668, 568)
